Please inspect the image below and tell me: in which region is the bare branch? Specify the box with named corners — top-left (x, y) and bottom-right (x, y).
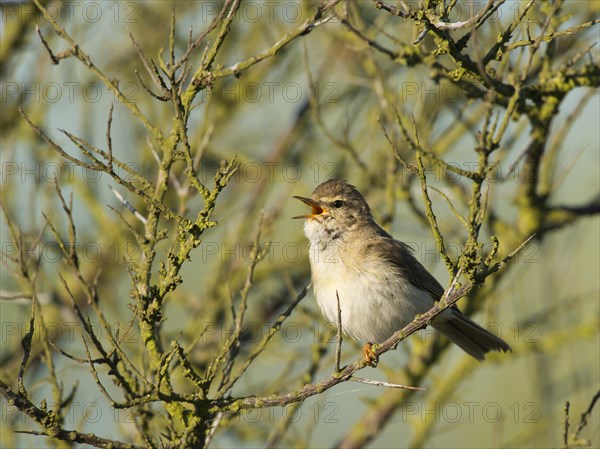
top-left (0, 380), bottom-right (145, 449)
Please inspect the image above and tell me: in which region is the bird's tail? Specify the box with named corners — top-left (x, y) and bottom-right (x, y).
top-left (433, 309), bottom-right (511, 361)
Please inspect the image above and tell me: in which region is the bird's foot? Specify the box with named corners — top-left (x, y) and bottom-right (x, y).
top-left (362, 342), bottom-right (378, 367)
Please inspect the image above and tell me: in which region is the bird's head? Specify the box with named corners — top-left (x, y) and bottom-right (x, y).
top-left (293, 179), bottom-right (373, 244)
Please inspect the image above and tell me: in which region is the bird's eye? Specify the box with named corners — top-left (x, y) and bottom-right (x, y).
top-left (333, 200), bottom-right (344, 208)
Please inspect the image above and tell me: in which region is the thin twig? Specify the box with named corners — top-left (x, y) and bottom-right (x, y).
top-left (487, 233), bottom-right (536, 275)
top-left (128, 31), bottom-right (171, 99)
top-left (334, 290), bottom-right (343, 373)
top-left (575, 389), bottom-right (600, 440)
top-left (106, 103), bottom-right (114, 172)
top-left (377, 115), bottom-right (407, 167)
top-left (429, 186), bottom-right (469, 230)
top-left (415, 150), bottom-right (456, 275)
top-left (0, 292), bottom-right (33, 301)
top-left (36, 25), bottom-right (62, 64)
top-left (350, 377), bottom-right (426, 390)
top-left (17, 294), bottom-right (36, 396)
top-left (564, 401), bottom-right (571, 448)
top-left (108, 186), bottom-right (148, 225)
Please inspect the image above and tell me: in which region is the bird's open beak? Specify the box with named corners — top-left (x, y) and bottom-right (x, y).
top-left (292, 196), bottom-right (326, 219)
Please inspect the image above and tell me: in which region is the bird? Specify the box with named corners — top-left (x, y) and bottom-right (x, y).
top-left (293, 179), bottom-right (511, 365)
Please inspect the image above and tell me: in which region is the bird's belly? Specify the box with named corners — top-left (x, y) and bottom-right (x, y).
top-left (309, 250), bottom-right (435, 343)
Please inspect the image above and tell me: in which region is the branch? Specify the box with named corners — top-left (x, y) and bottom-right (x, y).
top-left (35, 25), bottom-right (69, 64)
top-left (415, 150), bottom-right (457, 275)
top-left (212, 1), bottom-right (339, 80)
top-left (371, 0), bottom-right (412, 19)
top-left (32, 0), bottom-right (165, 143)
top-left (426, 0), bottom-right (503, 31)
top-left (0, 380), bottom-right (144, 449)
top-left (574, 390), bottom-right (600, 442)
top-left (542, 201), bottom-right (600, 233)
top-left (212, 270), bottom-right (470, 412)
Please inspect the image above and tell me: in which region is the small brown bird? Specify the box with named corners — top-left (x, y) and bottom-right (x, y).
top-left (294, 179), bottom-right (511, 364)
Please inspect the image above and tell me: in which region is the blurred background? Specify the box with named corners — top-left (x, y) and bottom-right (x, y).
top-left (1, 1), bottom-right (598, 448)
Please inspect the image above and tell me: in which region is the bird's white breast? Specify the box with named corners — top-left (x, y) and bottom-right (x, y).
top-left (304, 220), bottom-right (435, 343)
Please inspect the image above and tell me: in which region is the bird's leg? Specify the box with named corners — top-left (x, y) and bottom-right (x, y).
top-left (362, 342), bottom-right (378, 367)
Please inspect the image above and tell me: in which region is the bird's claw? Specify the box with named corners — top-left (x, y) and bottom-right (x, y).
top-left (363, 342), bottom-right (378, 367)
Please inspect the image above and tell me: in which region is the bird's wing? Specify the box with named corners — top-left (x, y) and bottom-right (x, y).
top-left (371, 236), bottom-right (446, 300)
